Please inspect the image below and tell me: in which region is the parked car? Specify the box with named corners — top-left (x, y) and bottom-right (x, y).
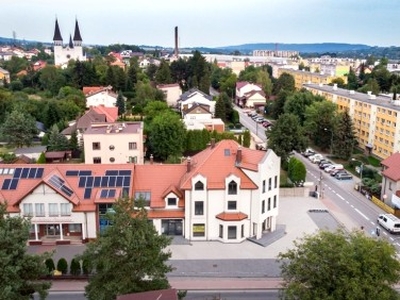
top-left (319, 161), bottom-right (332, 169)
top-left (377, 214), bottom-right (400, 233)
top-left (330, 169), bottom-right (348, 177)
top-left (309, 154), bottom-right (324, 164)
top-left (324, 164), bottom-right (344, 173)
top-left (302, 149), bottom-right (315, 157)
top-left (335, 172), bottom-right (353, 180)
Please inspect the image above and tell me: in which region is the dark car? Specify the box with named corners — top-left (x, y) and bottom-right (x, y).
top-left (330, 169), bottom-right (347, 177)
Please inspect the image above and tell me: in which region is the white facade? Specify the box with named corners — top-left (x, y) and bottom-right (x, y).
top-left (157, 84), bottom-right (182, 107)
top-left (236, 83), bottom-right (262, 98)
top-left (181, 94), bottom-right (215, 115)
top-left (86, 91), bottom-right (118, 108)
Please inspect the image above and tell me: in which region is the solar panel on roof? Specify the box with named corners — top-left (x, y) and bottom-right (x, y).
top-left (49, 176), bottom-right (63, 188)
top-left (61, 185), bottom-right (73, 197)
top-left (28, 168), bottom-right (37, 178)
top-left (80, 170), bottom-right (92, 176)
top-left (36, 168), bottom-right (44, 178)
top-left (105, 170), bottom-right (118, 176)
top-left (86, 176), bottom-right (94, 188)
top-left (94, 176), bottom-right (101, 187)
top-left (66, 170), bottom-right (79, 176)
top-left (100, 189), bottom-right (108, 198)
top-left (101, 177), bottom-right (108, 187)
top-left (78, 177), bottom-right (86, 188)
top-left (13, 168), bottom-right (22, 178)
top-left (84, 188), bottom-right (92, 199)
top-left (2, 179), bottom-right (11, 190)
top-left (9, 179), bottom-right (18, 190)
top-left (21, 168), bottom-right (29, 178)
top-left (119, 170), bottom-right (131, 176)
top-left (108, 176), bottom-right (116, 187)
top-left (109, 189), bottom-right (116, 198)
top-left (123, 176), bottom-right (130, 187)
top-left (116, 176), bottom-right (123, 186)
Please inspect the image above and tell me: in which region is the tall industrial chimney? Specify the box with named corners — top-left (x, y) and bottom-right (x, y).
top-left (174, 26), bottom-right (179, 58)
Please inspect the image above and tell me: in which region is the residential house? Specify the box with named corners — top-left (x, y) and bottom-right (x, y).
top-left (179, 88), bottom-right (215, 116)
top-left (0, 140), bottom-right (280, 245)
top-left (381, 152), bottom-right (400, 206)
top-left (182, 103), bottom-right (225, 133)
top-left (0, 67), bottom-right (10, 84)
top-left (156, 83), bottom-right (182, 107)
top-left (83, 122), bottom-right (144, 165)
top-left (235, 82), bottom-right (265, 109)
top-left (84, 86), bottom-right (122, 108)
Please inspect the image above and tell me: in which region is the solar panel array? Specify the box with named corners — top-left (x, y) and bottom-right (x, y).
top-left (48, 175), bottom-right (74, 197)
top-left (100, 189), bottom-right (117, 198)
top-left (1, 167), bottom-right (44, 190)
top-left (65, 169), bottom-right (131, 199)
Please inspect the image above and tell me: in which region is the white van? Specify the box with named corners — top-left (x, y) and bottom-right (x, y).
top-left (324, 164), bottom-right (344, 173)
top-left (377, 214), bottom-right (400, 233)
top-left (309, 154), bottom-right (324, 164)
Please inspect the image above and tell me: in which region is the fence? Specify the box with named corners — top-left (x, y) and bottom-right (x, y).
top-left (280, 187), bottom-right (310, 198)
top-left (371, 195), bottom-right (400, 216)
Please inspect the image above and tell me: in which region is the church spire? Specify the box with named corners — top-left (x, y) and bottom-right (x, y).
top-left (69, 35), bottom-right (74, 48)
top-left (73, 19), bottom-right (83, 42)
top-left (53, 18), bottom-right (63, 42)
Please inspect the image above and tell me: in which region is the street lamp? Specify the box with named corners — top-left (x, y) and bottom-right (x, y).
top-left (324, 128), bottom-right (333, 156)
top-left (352, 158), bottom-right (364, 186)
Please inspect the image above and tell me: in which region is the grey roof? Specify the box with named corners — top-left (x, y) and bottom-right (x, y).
top-left (180, 88), bottom-right (212, 101)
top-left (14, 146), bottom-right (46, 155)
top-left (53, 19), bottom-right (63, 41)
top-left (73, 19), bottom-right (83, 41)
top-left (303, 83), bottom-right (400, 112)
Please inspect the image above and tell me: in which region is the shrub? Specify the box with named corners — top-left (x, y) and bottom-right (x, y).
top-left (57, 258), bottom-right (68, 274)
top-left (82, 258), bottom-right (92, 275)
top-left (70, 258), bottom-right (81, 276)
top-left (45, 258), bottom-right (55, 274)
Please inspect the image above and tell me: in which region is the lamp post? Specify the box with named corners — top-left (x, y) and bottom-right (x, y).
top-left (352, 158), bottom-right (364, 187)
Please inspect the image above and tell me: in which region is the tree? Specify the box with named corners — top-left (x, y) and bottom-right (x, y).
top-left (155, 59), bottom-right (172, 84)
top-left (242, 130), bottom-right (251, 148)
top-left (0, 110), bottom-right (38, 148)
top-left (279, 229), bottom-right (400, 300)
top-left (333, 109), bottom-right (356, 160)
top-left (287, 157), bottom-right (306, 186)
top-left (78, 197), bottom-right (172, 300)
top-left (148, 112), bottom-right (186, 161)
top-left (273, 72), bottom-right (295, 95)
top-left (270, 90), bottom-right (291, 120)
top-left (37, 152), bottom-right (46, 164)
top-left (214, 95), bottom-right (227, 122)
top-left (0, 202), bottom-right (51, 299)
top-left (69, 130), bottom-right (79, 151)
top-left (256, 69), bottom-right (273, 98)
top-left (266, 113), bottom-right (308, 169)
top-left (346, 67), bottom-right (359, 90)
top-left (47, 124), bottom-right (70, 151)
top-left (116, 91), bottom-right (126, 117)
top-left (283, 90), bottom-right (319, 125)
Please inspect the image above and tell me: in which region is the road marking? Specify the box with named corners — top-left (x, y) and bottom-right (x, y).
top-left (390, 237), bottom-right (395, 241)
top-left (370, 221), bottom-right (375, 226)
top-left (397, 243), bottom-right (400, 247)
top-left (350, 204), bottom-right (354, 208)
top-left (355, 208), bottom-right (369, 221)
top-left (337, 194), bottom-right (344, 200)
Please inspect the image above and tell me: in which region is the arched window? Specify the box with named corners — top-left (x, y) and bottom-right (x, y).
top-left (228, 180), bottom-right (237, 195)
top-left (194, 181), bottom-right (204, 191)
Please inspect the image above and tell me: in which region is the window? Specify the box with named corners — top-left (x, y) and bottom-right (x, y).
top-left (268, 178), bottom-right (272, 190)
top-left (109, 145), bottom-right (115, 150)
top-left (35, 203), bottom-right (45, 217)
top-left (48, 203), bottom-right (58, 217)
top-left (219, 225), bottom-right (223, 238)
top-left (228, 180), bottom-right (237, 195)
top-left (389, 182), bottom-right (392, 191)
top-left (195, 201), bottom-right (204, 215)
top-left (274, 176), bottom-right (278, 188)
top-left (23, 203), bottom-right (33, 217)
top-left (93, 157), bottom-right (101, 164)
top-left (167, 197), bottom-right (177, 206)
top-left (92, 142), bottom-right (101, 150)
top-left (241, 224), bottom-right (244, 238)
top-left (262, 200), bottom-right (265, 214)
top-left (60, 203), bottom-right (71, 216)
top-left (68, 224), bottom-right (82, 233)
top-left (273, 195), bottom-right (277, 208)
top-left (227, 201), bottom-right (237, 210)
top-left (193, 223), bottom-right (205, 237)
top-left (228, 226), bottom-right (237, 239)
top-left (262, 180), bottom-right (266, 193)
top-left (129, 142), bottom-right (137, 150)
top-left (268, 198), bottom-right (271, 211)
top-left (135, 191), bottom-right (151, 206)
top-left (129, 156), bottom-right (137, 163)
top-left (194, 181), bottom-right (204, 191)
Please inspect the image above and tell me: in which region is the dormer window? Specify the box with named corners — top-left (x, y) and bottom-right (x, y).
top-left (228, 180), bottom-right (237, 195)
top-left (167, 197), bottom-right (177, 206)
top-left (194, 181), bottom-right (204, 191)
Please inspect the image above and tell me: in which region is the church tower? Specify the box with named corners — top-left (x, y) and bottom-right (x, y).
top-left (53, 18), bottom-right (86, 67)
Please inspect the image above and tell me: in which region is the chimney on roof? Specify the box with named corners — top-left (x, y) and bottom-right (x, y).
top-left (186, 156), bottom-right (191, 173)
top-left (150, 154), bottom-right (154, 164)
top-left (236, 147), bottom-right (242, 165)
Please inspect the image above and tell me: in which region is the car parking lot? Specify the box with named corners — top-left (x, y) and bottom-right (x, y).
top-left (247, 111), bottom-right (273, 129)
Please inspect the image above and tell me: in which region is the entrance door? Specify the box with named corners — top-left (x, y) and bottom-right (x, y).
top-left (161, 220), bottom-right (183, 235)
top-left (46, 224), bottom-right (60, 236)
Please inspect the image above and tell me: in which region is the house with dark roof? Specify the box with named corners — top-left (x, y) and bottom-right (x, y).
top-left (179, 88), bottom-right (215, 116)
top-left (235, 81), bottom-right (265, 109)
top-left (182, 103), bottom-right (225, 133)
top-left (0, 139), bottom-right (280, 244)
top-left (381, 152), bottom-right (400, 207)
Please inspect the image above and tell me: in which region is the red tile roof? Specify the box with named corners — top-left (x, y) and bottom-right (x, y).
top-left (381, 152), bottom-right (400, 181)
top-left (236, 81), bottom-right (249, 89)
top-left (92, 106), bottom-right (118, 122)
top-left (216, 212), bottom-right (248, 221)
top-left (147, 210), bottom-right (184, 219)
top-left (83, 86), bottom-right (104, 95)
top-left (180, 140), bottom-right (263, 190)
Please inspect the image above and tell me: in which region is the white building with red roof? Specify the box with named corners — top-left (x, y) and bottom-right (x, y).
top-left (381, 152), bottom-right (400, 207)
top-left (0, 140), bottom-right (280, 245)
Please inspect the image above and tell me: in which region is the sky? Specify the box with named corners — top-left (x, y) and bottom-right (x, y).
top-left (0, 0), bottom-right (399, 48)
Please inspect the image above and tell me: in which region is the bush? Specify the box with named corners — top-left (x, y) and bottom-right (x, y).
top-left (57, 258), bottom-right (68, 274)
top-left (82, 258), bottom-right (92, 275)
top-left (45, 258), bottom-right (55, 274)
top-left (70, 258), bottom-right (81, 276)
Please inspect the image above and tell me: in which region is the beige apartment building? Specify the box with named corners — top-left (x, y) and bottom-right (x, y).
top-left (304, 83), bottom-right (400, 160)
top-left (278, 68), bottom-right (347, 90)
top-left (83, 122), bottom-right (144, 164)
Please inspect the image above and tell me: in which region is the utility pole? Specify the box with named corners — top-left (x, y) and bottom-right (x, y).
top-left (319, 171), bottom-right (323, 199)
